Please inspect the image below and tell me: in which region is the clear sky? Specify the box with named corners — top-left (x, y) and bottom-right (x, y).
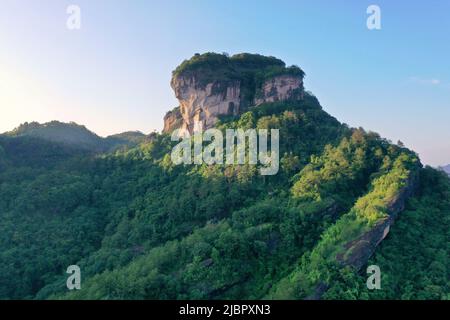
top-left (0, 0), bottom-right (449, 166)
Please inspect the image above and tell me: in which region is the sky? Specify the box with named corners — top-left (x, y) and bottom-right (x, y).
top-left (0, 0), bottom-right (449, 166)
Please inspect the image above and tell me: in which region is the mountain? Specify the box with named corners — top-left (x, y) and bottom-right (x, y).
top-left (104, 131), bottom-right (149, 150)
top-left (165, 53), bottom-right (304, 133)
top-left (441, 164), bottom-right (450, 176)
top-left (0, 53), bottom-right (448, 300)
top-left (4, 121), bottom-right (147, 152)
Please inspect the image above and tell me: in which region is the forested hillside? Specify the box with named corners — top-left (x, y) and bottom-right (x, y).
top-left (0, 92), bottom-right (447, 300)
top-left (4, 121), bottom-right (147, 152)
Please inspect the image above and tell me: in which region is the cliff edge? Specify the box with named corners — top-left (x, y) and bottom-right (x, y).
top-left (163, 53), bottom-right (305, 133)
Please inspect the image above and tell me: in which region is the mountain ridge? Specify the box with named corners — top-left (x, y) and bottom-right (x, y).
top-left (0, 53), bottom-right (447, 300)
top-left (3, 120), bottom-right (148, 152)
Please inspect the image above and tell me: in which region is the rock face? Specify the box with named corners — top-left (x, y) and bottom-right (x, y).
top-left (169, 76), bottom-right (241, 133)
top-left (306, 169), bottom-right (420, 300)
top-left (336, 170), bottom-right (419, 270)
top-left (255, 75), bottom-right (304, 106)
top-left (163, 107), bottom-right (183, 133)
top-left (162, 53), bottom-right (305, 134)
top-left (305, 170), bottom-right (419, 300)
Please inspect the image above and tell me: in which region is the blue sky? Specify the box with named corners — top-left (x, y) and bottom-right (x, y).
top-left (0, 0), bottom-right (449, 166)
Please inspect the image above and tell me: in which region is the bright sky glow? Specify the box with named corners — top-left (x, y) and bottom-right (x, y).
top-left (0, 0), bottom-right (449, 166)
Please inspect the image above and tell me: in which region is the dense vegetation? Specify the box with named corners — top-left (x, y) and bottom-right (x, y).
top-left (323, 167), bottom-right (450, 300)
top-left (0, 93), bottom-right (448, 300)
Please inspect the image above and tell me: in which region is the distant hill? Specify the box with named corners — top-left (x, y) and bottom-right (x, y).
top-left (0, 134), bottom-right (87, 169)
top-left (3, 121), bottom-right (146, 152)
top-left (441, 164), bottom-right (450, 176)
top-left (105, 131), bottom-right (148, 150)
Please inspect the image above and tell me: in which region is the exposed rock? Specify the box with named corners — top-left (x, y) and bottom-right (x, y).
top-left (307, 168), bottom-right (420, 300)
top-left (170, 76), bottom-right (241, 133)
top-left (336, 170), bottom-right (419, 270)
top-left (163, 107), bottom-right (183, 133)
top-left (255, 75), bottom-right (304, 106)
top-left (162, 53), bottom-right (305, 134)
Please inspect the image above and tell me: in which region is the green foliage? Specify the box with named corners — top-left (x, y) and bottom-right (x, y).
top-left (324, 167), bottom-right (450, 300)
top-left (0, 96), bottom-right (447, 300)
top-left (173, 52), bottom-right (290, 79)
top-left (268, 147), bottom-right (421, 299)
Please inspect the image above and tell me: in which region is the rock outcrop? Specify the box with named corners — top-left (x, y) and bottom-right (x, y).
top-left (163, 107), bottom-right (183, 133)
top-left (336, 170), bottom-right (419, 270)
top-left (306, 168), bottom-right (420, 300)
top-left (170, 77), bottom-right (241, 133)
top-left (255, 75), bottom-right (304, 106)
top-left (162, 53), bottom-right (305, 134)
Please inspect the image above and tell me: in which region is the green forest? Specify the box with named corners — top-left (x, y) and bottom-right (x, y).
top-left (0, 93), bottom-right (448, 300)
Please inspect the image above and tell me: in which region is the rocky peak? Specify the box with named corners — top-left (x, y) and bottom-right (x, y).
top-left (163, 53), bottom-right (305, 133)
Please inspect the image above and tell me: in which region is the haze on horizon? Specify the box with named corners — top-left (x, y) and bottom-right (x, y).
top-left (0, 0), bottom-right (449, 166)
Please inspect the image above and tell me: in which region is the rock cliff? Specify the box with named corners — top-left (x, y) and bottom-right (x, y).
top-left (163, 107), bottom-right (183, 133)
top-left (255, 75), bottom-right (304, 106)
top-left (307, 167), bottom-right (421, 300)
top-left (336, 169), bottom-right (420, 270)
top-left (170, 76), bottom-right (242, 133)
top-left (162, 53), bottom-right (305, 133)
